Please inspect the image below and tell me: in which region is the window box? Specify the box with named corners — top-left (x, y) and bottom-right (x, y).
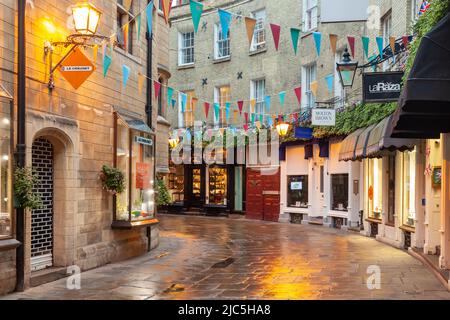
top-left (112, 110), bottom-right (157, 229)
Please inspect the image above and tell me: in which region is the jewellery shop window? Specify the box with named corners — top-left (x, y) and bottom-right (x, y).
top-left (367, 158), bottom-right (383, 220)
top-left (113, 113), bottom-right (157, 229)
top-left (287, 175), bottom-right (308, 208)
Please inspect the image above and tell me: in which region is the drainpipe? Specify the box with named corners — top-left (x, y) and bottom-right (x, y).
top-left (15, 0), bottom-right (26, 292)
top-left (146, 22), bottom-right (153, 252)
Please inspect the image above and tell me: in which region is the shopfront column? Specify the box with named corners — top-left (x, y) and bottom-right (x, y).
top-left (440, 133), bottom-right (450, 269)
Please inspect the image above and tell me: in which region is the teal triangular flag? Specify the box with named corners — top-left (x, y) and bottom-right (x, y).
top-left (267, 116), bottom-right (273, 128)
top-left (376, 37), bottom-right (384, 57)
top-left (325, 74), bottom-right (334, 93)
top-left (264, 96), bottom-right (271, 112)
top-left (190, 0), bottom-right (203, 34)
top-left (167, 87), bottom-right (174, 107)
top-left (146, 1), bottom-right (154, 37)
top-left (136, 14), bottom-right (142, 41)
top-left (369, 54), bottom-right (378, 72)
top-left (181, 93), bottom-right (187, 112)
top-left (290, 28), bottom-right (300, 55)
top-left (313, 32), bottom-right (321, 56)
top-left (251, 113), bottom-right (255, 124)
top-left (214, 103), bottom-right (220, 121)
top-left (362, 36), bottom-right (370, 59)
top-left (279, 91), bottom-right (286, 107)
top-left (171, 99), bottom-right (177, 108)
top-left (122, 65), bottom-right (130, 87)
top-left (103, 55), bottom-right (112, 78)
top-left (225, 102), bottom-right (230, 121)
top-left (218, 9), bottom-right (232, 40)
top-left (259, 114), bottom-right (263, 124)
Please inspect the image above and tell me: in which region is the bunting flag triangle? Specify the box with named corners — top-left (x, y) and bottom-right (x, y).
top-left (218, 9), bottom-right (232, 40)
top-left (243, 124), bottom-right (249, 132)
top-left (122, 65), bottom-right (130, 87)
top-left (136, 14), bottom-right (142, 40)
top-left (92, 45), bottom-right (98, 65)
top-left (267, 116), bottom-right (273, 128)
top-left (279, 91), bottom-right (286, 107)
top-left (376, 37), bottom-right (384, 57)
top-left (250, 99), bottom-right (256, 112)
top-left (103, 55), bottom-right (112, 78)
top-left (389, 36), bottom-right (396, 53)
top-left (146, 1), bottom-right (154, 36)
top-left (251, 113), bottom-right (256, 125)
top-left (369, 54), bottom-right (378, 72)
top-left (294, 86), bottom-right (301, 105)
top-left (325, 74), bottom-right (334, 93)
top-left (162, 0), bottom-right (171, 24)
top-left (310, 81), bottom-right (318, 97)
top-left (171, 99), bottom-right (177, 108)
top-left (225, 102), bottom-right (231, 122)
top-left (237, 100), bottom-right (244, 114)
top-left (290, 28), bottom-right (300, 54)
top-left (189, 0), bottom-right (203, 34)
top-left (214, 103), bottom-right (220, 121)
top-left (102, 41), bottom-right (107, 62)
top-left (347, 36), bottom-right (355, 57)
top-left (244, 112), bottom-right (249, 123)
top-left (204, 102), bottom-right (210, 118)
top-left (167, 87), bottom-right (174, 107)
top-left (264, 96), bottom-right (271, 112)
top-left (402, 36), bottom-right (410, 48)
top-left (270, 23), bottom-right (281, 51)
top-left (362, 36), bottom-right (370, 59)
top-left (244, 17), bottom-right (257, 46)
top-left (124, 0), bottom-right (132, 11)
top-left (181, 93), bottom-right (187, 112)
top-left (138, 73), bottom-right (145, 94)
top-left (329, 34), bottom-right (337, 54)
top-left (153, 81), bottom-right (161, 100)
top-left (123, 23), bottom-right (129, 51)
top-left (313, 32), bottom-right (321, 56)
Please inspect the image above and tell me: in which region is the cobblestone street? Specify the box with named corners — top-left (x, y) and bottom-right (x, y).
top-left (4, 215), bottom-right (450, 300)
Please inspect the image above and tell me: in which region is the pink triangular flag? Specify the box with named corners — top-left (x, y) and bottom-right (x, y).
top-left (204, 102), bottom-right (210, 119)
top-left (294, 87), bottom-right (301, 105)
top-left (270, 24), bottom-right (281, 51)
top-left (347, 36), bottom-right (355, 57)
top-left (237, 101), bottom-right (244, 114)
top-left (402, 36), bottom-right (409, 49)
top-left (243, 124), bottom-right (249, 132)
top-left (244, 112), bottom-right (249, 123)
top-left (153, 81), bottom-right (161, 100)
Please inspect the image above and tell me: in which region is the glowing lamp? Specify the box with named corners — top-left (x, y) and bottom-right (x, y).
top-left (72, 3), bottom-right (101, 35)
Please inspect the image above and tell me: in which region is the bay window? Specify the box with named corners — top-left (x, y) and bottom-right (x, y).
top-left (113, 111), bottom-right (157, 229)
top-left (287, 175), bottom-right (308, 208)
top-left (367, 158), bottom-right (383, 220)
top-left (403, 149), bottom-right (416, 227)
top-left (331, 174), bottom-right (348, 211)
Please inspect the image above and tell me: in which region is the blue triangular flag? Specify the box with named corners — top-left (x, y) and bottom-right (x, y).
top-left (267, 116), bottom-right (273, 128)
top-left (171, 99), bottom-right (177, 108)
top-left (264, 96), bottom-right (271, 112)
top-left (313, 32), bottom-right (322, 56)
top-left (146, 1), bottom-right (154, 37)
top-left (325, 74), bottom-right (334, 93)
top-left (225, 102), bottom-right (230, 121)
top-left (167, 87), bottom-right (174, 107)
top-left (278, 91), bottom-right (286, 107)
top-left (376, 37), bottom-right (384, 57)
top-left (103, 55), bottom-right (112, 78)
top-left (181, 93), bottom-right (187, 112)
top-left (190, 0), bottom-right (203, 34)
top-left (122, 65), bottom-right (130, 86)
top-left (218, 9), bottom-right (232, 40)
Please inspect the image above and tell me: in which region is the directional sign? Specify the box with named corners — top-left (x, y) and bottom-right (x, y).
top-left (58, 48), bottom-right (95, 90)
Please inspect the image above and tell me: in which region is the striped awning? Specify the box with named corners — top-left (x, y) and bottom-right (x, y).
top-left (354, 124), bottom-right (376, 160)
top-left (338, 128), bottom-right (366, 162)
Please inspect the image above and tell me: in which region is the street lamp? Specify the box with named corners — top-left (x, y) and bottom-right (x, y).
top-left (336, 48), bottom-right (358, 88)
top-left (72, 3), bottom-right (102, 35)
top-left (276, 122), bottom-right (290, 137)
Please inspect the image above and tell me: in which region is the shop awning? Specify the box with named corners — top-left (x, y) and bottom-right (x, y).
top-left (366, 115), bottom-right (418, 157)
top-left (338, 128), bottom-right (365, 162)
top-left (354, 124), bottom-right (376, 160)
top-left (115, 107), bottom-right (153, 134)
top-left (391, 12), bottom-right (450, 139)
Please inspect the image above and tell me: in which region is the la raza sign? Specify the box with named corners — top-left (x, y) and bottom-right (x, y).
top-left (363, 71), bottom-right (404, 103)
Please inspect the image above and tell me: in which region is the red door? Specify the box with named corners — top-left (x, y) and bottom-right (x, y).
top-left (246, 168), bottom-right (280, 221)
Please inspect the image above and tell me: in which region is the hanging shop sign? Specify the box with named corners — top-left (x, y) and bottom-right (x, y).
top-left (363, 71), bottom-right (404, 103)
top-left (311, 109), bottom-right (336, 126)
top-left (58, 48), bottom-right (95, 90)
top-left (135, 136), bottom-right (153, 146)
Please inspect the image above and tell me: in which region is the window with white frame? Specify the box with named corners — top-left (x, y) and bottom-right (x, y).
top-left (172, 0), bottom-right (188, 7)
top-left (302, 63), bottom-right (316, 109)
top-left (214, 86), bottom-right (231, 127)
top-left (411, 0), bottom-right (423, 21)
top-left (214, 23), bottom-right (230, 59)
top-left (178, 31), bottom-right (195, 66)
top-left (382, 13), bottom-right (392, 71)
top-left (250, 79), bottom-right (266, 115)
top-left (334, 50), bottom-right (345, 108)
top-left (302, 0), bottom-right (318, 32)
top-left (117, 0), bottom-right (136, 55)
top-left (251, 9), bottom-right (266, 51)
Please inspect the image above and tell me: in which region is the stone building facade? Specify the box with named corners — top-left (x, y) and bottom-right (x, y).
top-left (0, 0), bottom-right (168, 295)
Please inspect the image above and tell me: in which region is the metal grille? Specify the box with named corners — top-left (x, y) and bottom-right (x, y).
top-left (31, 138), bottom-right (54, 270)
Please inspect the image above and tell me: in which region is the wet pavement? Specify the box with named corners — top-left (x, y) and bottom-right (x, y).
top-left (4, 214), bottom-right (450, 300)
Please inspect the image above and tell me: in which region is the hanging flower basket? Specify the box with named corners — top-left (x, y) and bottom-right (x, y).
top-left (99, 165), bottom-right (125, 195)
top-left (13, 166), bottom-right (43, 210)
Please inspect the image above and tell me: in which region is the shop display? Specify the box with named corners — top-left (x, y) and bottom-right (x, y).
top-left (209, 167), bottom-right (227, 205)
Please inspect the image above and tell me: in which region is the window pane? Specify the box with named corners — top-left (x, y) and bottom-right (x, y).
top-left (287, 175), bottom-right (308, 208)
top-left (168, 164), bottom-right (184, 203)
top-left (331, 174), bottom-right (348, 211)
top-left (388, 155), bottom-right (396, 224)
top-left (0, 103), bottom-right (11, 239)
top-left (116, 119), bottom-right (130, 221)
top-left (209, 167), bottom-right (227, 205)
top-left (403, 149), bottom-right (416, 226)
top-left (368, 158), bottom-right (383, 220)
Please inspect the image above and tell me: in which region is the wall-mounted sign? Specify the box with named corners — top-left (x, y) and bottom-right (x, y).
top-left (311, 109), bottom-right (336, 126)
top-left (291, 182), bottom-right (303, 190)
top-left (58, 48), bottom-right (95, 90)
top-left (135, 136), bottom-right (153, 146)
top-left (363, 72), bottom-right (404, 103)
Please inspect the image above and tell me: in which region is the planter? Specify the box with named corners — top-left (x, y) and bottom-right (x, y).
top-left (290, 212), bottom-right (303, 224)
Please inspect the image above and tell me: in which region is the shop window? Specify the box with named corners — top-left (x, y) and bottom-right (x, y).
top-left (403, 149), bottom-right (416, 227)
top-left (319, 166), bottom-right (324, 193)
top-left (331, 174), bottom-right (348, 211)
top-left (367, 158), bottom-right (383, 220)
top-left (168, 164), bottom-right (184, 203)
top-left (287, 175), bottom-right (308, 208)
top-left (208, 167), bottom-right (227, 205)
top-left (113, 112), bottom-right (156, 229)
top-left (0, 103), bottom-right (11, 239)
top-left (387, 155), bottom-right (396, 225)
